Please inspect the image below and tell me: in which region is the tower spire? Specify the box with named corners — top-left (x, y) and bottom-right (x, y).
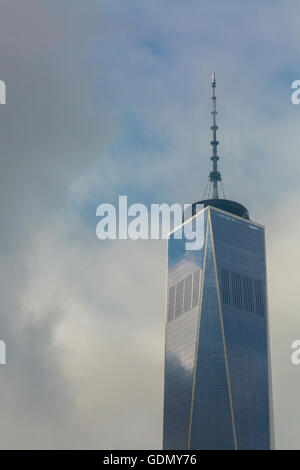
top-left (209, 73), bottom-right (221, 199)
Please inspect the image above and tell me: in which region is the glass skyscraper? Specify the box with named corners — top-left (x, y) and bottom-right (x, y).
top-left (163, 75), bottom-right (274, 450)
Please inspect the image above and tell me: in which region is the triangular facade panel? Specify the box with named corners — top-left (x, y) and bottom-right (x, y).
top-left (189, 216), bottom-right (235, 450)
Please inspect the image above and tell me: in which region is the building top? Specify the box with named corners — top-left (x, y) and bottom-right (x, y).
top-left (192, 198), bottom-right (249, 220)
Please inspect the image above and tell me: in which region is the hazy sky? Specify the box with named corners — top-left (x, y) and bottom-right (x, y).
top-left (0, 0), bottom-right (300, 449)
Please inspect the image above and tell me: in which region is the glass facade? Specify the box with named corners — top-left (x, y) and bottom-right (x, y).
top-left (163, 206), bottom-right (273, 450)
top-left (163, 211), bottom-right (206, 449)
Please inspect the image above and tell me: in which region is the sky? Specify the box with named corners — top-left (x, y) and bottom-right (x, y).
top-left (0, 0), bottom-right (300, 449)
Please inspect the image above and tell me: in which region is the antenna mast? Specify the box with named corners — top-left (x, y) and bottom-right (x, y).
top-left (209, 73), bottom-right (222, 199)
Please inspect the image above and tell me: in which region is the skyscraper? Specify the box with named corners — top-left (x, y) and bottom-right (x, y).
top-left (163, 75), bottom-right (274, 450)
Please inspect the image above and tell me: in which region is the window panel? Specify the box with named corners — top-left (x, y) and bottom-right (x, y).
top-left (183, 275), bottom-right (192, 313)
top-left (168, 285), bottom-right (175, 322)
top-left (221, 268), bottom-right (231, 305)
top-left (192, 270), bottom-right (200, 308)
top-left (175, 280), bottom-right (184, 318)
